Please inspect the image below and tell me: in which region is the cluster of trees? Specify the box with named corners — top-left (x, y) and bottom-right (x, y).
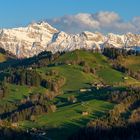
top-left (103, 48), bottom-right (140, 59)
top-left (41, 72), bottom-right (65, 92)
top-left (0, 83), bottom-right (6, 99)
top-left (4, 68), bottom-right (65, 92)
top-left (67, 95), bottom-right (77, 103)
top-left (102, 48), bottom-right (140, 80)
top-left (107, 92), bottom-right (140, 126)
top-left (113, 58), bottom-right (140, 80)
top-left (63, 59), bottom-right (97, 74)
top-left (108, 88), bottom-right (134, 103)
top-left (70, 87), bottom-right (140, 140)
top-left (101, 87), bottom-right (140, 126)
top-left (0, 103), bottom-right (17, 116)
top-left (0, 66), bottom-right (66, 123)
top-left (10, 103), bottom-right (52, 123)
top-left (0, 69), bottom-right (65, 122)
top-left (0, 51), bottom-right (62, 70)
top-left (79, 61), bottom-right (96, 74)
top-left (0, 92), bottom-right (57, 122)
top-left (129, 108), bottom-right (140, 123)
top-left (87, 90), bottom-right (140, 129)
top-left (0, 82), bottom-right (10, 100)
top-left (127, 69), bottom-right (140, 80)
top-left (69, 122), bottom-right (140, 140)
top-left (36, 51), bottom-right (62, 67)
top-left (0, 126), bottom-right (35, 140)
top-left (5, 69), bottom-right (41, 86)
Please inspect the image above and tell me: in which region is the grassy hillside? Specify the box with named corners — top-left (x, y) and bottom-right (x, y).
top-left (38, 65), bottom-right (96, 91)
top-left (54, 50), bottom-right (139, 86)
top-left (118, 55), bottom-right (140, 72)
top-left (21, 99), bottom-right (114, 140)
top-left (0, 83), bottom-right (46, 104)
top-left (55, 50), bottom-right (108, 67)
top-left (0, 50), bottom-right (140, 140)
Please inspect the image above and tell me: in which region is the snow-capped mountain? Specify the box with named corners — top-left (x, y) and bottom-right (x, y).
top-left (0, 21), bottom-right (140, 58)
top-left (0, 22), bottom-right (58, 58)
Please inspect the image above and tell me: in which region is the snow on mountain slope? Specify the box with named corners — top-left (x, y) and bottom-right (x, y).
top-left (47, 31), bottom-right (105, 53)
top-left (0, 21), bottom-right (58, 58)
top-left (0, 21), bottom-right (140, 58)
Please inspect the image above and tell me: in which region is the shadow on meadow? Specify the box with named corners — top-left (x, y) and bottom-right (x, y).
top-left (45, 109), bottom-right (107, 140)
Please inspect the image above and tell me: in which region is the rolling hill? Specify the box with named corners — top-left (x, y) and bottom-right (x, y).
top-left (0, 50), bottom-right (140, 140)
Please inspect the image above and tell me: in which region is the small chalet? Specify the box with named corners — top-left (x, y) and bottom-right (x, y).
top-left (80, 88), bottom-right (92, 92)
top-left (82, 111), bottom-right (89, 116)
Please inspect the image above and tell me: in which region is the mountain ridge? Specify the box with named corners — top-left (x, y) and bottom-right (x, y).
top-left (0, 21), bottom-right (140, 58)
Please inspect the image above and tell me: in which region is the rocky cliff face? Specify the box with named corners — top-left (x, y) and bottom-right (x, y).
top-left (0, 21), bottom-right (140, 58)
top-left (0, 22), bottom-right (58, 58)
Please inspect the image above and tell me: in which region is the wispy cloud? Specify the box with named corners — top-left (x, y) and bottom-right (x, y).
top-left (47, 11), bottom-right (140, 34)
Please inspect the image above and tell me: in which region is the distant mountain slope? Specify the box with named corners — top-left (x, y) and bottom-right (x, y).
top-left (0, 21), bottom-right (140, 58)
top-left (0, 22), bottom-right (58, 58)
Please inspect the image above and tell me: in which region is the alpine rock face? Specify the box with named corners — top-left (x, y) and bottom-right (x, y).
top-left (0, 21), bottom-right (140, 58)
top-left (0, 22), bottom-right (58, 58)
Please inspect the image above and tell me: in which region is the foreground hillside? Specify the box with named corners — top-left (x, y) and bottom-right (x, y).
top-left (0, 49), bottom-right (140, 140)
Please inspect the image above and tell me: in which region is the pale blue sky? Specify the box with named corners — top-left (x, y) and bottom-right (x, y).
top-left (0, 0), bottom-right (140, 28)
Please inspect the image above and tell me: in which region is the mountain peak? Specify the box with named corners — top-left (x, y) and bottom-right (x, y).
top-left (28, 21), bottom-right (58, 33)
top-left (0, 22), bottom-right (140, 58)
